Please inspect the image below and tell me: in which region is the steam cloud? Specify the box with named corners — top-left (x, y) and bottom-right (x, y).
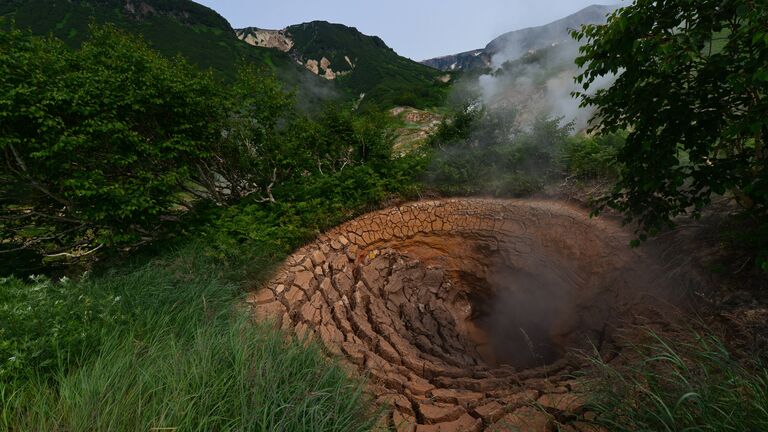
top-left (461, 38), bottom-right (615, 133)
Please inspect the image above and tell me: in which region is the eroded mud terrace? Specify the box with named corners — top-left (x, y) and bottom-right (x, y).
top-left (248, 199), bottom-right (686, 431)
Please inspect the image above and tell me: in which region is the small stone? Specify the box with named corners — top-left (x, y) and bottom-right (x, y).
top-left (284, 285), bottom-right (307, 304)
top-left (537, 393), bottom-right (585, 413)
top-left (503, 389), bottom-right (540, 408)
top-left (415, 413), bottom-right (482, 432)
top-left (473, 400), bottom-right (505, 422)
top-left (393, 411), bottom-right (417, 432)
top-left (246, 289), bottom-right (275, 305)
top-left (491, 407), bottom-right (552, 432)
top-left (430, 388), bottom-right (484, 407)
top-left (418, 403), bottom-right (465, 424)
top-left (311, 249), bottom-right (327, 266)
top-left (405, 376), bottom-right (435, 396)
top-left (293, 270), bottom-right (315, 289)
top-left (378, 393), bottom-right (414, 415)
top-left (378, 338), bottom-right (402, 365)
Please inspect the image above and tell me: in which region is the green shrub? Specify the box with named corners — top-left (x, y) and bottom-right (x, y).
top-left (0, 275), bottom-right (127, 383)
top-left (564, 131), bottom-right (626, 180)
top-left (0, 25), bottom-right (225, 256)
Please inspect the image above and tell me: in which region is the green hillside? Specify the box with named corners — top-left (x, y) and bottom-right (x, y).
top-left (0, 0), bottom-right (318, 89)
top-left (1, 1), bottom-right (450, 109)
top-left (284, 21), bottom-right (452, 109)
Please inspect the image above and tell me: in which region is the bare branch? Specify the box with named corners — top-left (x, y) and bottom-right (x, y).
top-left (6, 145), bottom-right (74, 209)
top-left (44, 243), bottom-right (104, 259)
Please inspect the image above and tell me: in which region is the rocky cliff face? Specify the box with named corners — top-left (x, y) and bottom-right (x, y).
top-left (422, 4), bottom-right (618, 72)
top-left (234, 24), bottom-right (355, 80)
top-left (235, 27), bottom-right (294, 52)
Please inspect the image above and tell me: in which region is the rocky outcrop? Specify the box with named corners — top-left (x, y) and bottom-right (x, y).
top-left (390, 107), bottom-right (443, 155)
top-left (248, 199), bottom-right (688, 431)
top-left (235, 27), bottom-right (294, 52)
top-left (301, 56), bottom-right (351, 80)
top-left (235, 25), bottom-right (356, 80)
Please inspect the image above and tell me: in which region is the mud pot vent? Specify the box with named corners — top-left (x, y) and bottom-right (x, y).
top-left (248, 199), bottom-right (681, 431)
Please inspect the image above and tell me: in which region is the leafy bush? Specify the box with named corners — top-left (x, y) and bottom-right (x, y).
top-left (0, 25), bottom-right (224, 257)
top-left (197, 64), bottom-right (294, 204)
top-left (0, 25), bottom-right (407, 270)
top-left (564, 131), bottom-right (626, 180)
top-left (574, 0), bottom-right (768, 243)
top-left (585, 329), bottom-right (768, 431)
top-left (0, 163), bottom-right (413, 428)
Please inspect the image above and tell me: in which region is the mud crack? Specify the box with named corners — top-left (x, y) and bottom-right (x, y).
top-left (248, 199), bottom-right (686, 431)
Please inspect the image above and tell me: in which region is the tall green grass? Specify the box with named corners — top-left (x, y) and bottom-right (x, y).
top-left (584, 329), bottom-right (768, 432)
top-left (1, 243), bottom-right (379, 431)
top-left (5, 319), bottom-right (376, 431)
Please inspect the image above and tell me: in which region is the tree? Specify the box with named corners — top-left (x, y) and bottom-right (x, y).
top-left (0, 25), bottom-right (225, 258)
top-left (193, 65), bottom-right (293, 204)
top-left (285, 106), bottom-right (392, 177)
top-left (573, 0), bottom-right (768, 243)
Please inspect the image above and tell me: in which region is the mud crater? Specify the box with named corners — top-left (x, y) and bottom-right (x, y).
top-left (248, 199), bottom-right (679, 431)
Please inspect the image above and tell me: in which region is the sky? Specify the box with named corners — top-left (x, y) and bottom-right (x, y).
top-left (194, 0), bottom-right (618, 61)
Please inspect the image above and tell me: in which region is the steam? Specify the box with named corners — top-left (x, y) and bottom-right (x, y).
top-left (469, 39), bottom-right (613, 133)
top-left (291, 67), bottom-right (340, 114)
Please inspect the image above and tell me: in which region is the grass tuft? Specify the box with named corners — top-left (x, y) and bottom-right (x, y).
top-left (584, 328), bottom-right (768, 432)
top-left (5, 318), bottom-right (378, 432)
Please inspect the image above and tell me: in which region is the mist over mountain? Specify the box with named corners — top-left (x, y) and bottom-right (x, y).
top-left (422, 5), bottom-right (619, 72)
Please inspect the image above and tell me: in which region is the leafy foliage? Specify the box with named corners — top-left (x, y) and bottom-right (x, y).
top-left (0, 145), bottom-right (421, 428)
top-left (0, 275), bottom-right (127, 382)
top-left (195, 65), bottom-right (293, 204)
top-left (1, 239), bottom-right (379, 431)
top-left (564, 131), bottom-right (626, 180)
top-left (0, 25), bottom-right (223, 258)
top-left (573, 0), bottom-right (768, 247)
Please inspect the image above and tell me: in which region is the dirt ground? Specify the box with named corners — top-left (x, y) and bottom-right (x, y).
top-left (247, 198), bottom-right (760, 431)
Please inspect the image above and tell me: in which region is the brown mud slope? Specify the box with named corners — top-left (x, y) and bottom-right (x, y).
top-left (248, 199), bottom-right (695, 431)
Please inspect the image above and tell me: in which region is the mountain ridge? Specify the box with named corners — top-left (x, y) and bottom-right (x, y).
top-left (236, 20), bottom-right (451, 108)
top-left (0, 1), bottom-right (449, 109)
top-left (422, 4), bottom-right (619, 71)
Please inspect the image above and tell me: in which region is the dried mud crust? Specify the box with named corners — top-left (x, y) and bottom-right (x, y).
top-left (248, 199), bottom-right (685, 431)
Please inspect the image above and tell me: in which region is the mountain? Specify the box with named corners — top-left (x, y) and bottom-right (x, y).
top-left (1, 0), bottom-right (450, 109)
top-left (236, 21), bottom-right (452, 109)
top-left (0, 0), bottom-right (310, 83)
top-left (422, 4), bottom-right (619, 71)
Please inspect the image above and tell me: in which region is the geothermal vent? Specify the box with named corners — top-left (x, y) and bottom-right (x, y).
top-left (248, 199), bottom-right (675, 431)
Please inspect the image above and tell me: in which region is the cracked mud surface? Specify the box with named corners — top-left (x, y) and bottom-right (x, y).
top-left (247, 199), bottom-right (689, 431)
